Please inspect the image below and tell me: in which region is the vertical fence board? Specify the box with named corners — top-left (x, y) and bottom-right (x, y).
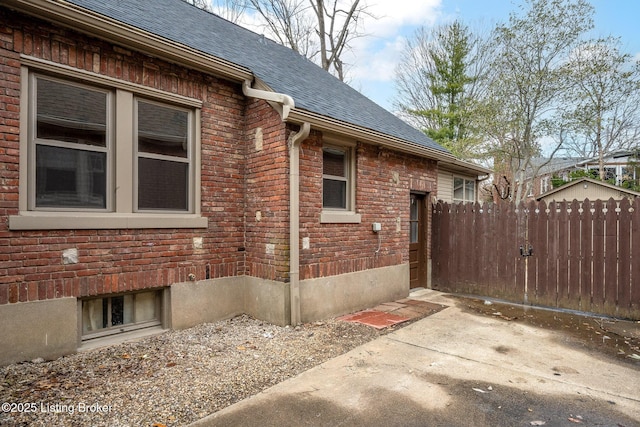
top-left (592, 200), bottom-right (605, 313)
top-left (618, 198), bottom-right (632, 318)
top-left (431, 201), bottom-right (442, 287)
top-left (581, 200), bottom-right (594, 313)
top-left (567, 200), bottom-right (582, 311)
top-left (603, 199), bottom-right (619, 316)
top-left (476, 203), bottom-right (489, 289)
top-left (430, 198), bottom-right (639, 320)
top-left (557, 202), bottom-right (570, 309)
top-left (541, 202), bottom-right (559, 307)
top-left (631, 198), bottom-right (640, 317)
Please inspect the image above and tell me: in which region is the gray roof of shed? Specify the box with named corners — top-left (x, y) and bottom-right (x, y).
top-left (64, 0), bottom-right (447, 154)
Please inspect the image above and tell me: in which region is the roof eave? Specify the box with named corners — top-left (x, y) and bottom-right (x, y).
top-left (7, 0), bottom-right (480, 169)
top-left (288, 109), bottom-right (456, 162)
top-left (4, 0), bottom-right (253, 82)
top-left (438, 159), bottom-right (493, 177)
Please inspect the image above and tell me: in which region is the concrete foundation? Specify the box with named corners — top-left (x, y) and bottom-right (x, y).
top-left (170, 277), bottom-right (246, 330)
top-left (299, 264), bottom-right (409, 323)
top-left (242, 276), bottom-right (290, 326)
top-left (170, 276), bottom-right (290, 329)
top-left (0, 298), bottom-right (77, 365)
top-left (1, 266), bottom-right (407, 365)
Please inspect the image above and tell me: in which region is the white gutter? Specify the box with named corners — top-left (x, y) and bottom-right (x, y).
top-left (287, 109), bottom-right (458, 163)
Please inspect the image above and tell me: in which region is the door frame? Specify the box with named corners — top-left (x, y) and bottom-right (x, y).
top-left (409, 192), bottom-right (428, 289)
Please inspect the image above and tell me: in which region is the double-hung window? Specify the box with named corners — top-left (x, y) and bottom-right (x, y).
top-left (136, 100), bottom-right (190, 211)
top-left (320, 143), bottom-right (360, 223)
top-left (322, 147), bottom-right (350, 209)
top-left (34, 77), bottom-right (110, 210)
top-left (11, 60), bottom-right (205, 230)
top-left (453, 176), bottom-right (476, 203)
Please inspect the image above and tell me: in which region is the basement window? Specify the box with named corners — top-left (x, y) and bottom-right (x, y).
top-left (81, 290), bottom-right (163, 341)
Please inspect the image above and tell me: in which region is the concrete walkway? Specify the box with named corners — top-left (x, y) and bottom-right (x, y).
top-left (191, 289), bottom-right (640, 427)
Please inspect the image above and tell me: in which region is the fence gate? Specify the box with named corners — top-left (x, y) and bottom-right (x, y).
top-left (431, 198), bottom-right (640, 320)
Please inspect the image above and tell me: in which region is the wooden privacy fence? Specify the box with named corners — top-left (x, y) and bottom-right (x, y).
top-left (431, 198), bottom-right (640, 320)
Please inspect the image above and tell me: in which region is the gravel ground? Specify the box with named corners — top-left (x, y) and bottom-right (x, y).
top-left (0, 315), bottom-right (385, 427)
top-left (3, 298), bottom-right (638, 427)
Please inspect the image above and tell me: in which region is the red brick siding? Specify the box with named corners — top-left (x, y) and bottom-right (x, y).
top-left (0, 9), bottom-right (247, 304)
top-left (243, 98), bottom-right (290, 281)
top-left (299, 139), bottom-right (437, 280)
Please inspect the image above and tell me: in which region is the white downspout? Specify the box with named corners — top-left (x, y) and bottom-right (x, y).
top-left (242, 79), bottom-right (309, 325)
top-left (288, 122), bottom-right (310, 326)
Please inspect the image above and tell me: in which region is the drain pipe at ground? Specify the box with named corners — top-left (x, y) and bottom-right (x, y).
top-left (288, 122), bottom-right (310, 326)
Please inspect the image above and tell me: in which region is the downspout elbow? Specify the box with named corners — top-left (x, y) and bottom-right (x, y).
top-left (243, 79), bottom-right (295, 121)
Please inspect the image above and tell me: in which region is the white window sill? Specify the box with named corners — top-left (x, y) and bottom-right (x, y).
top-left (320, 211), bottom-right (362, 224)
top-left (9, 212), bottom-right (208, 230)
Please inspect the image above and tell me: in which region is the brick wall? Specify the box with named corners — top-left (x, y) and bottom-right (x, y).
top-left (0, 9), bottom-right (248, 305)
top-left (0, 7), bottom-right (441, 307)
top-left (243, 98), bottom-right (290, 282)
top-left (299, 138), bottom-right (437, 280)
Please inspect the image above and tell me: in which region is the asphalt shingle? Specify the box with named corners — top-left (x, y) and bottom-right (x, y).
top-left (65, 0), bottom-right (447, 153)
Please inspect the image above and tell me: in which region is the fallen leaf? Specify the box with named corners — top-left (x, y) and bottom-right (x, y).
top-left (165, 362), bottom-right (177, 368)
top-left (568, 417), bottom-right (583, 423)
top-left (237, 346), bottom-right (246, 351)
top-left (121, 354), bottom-right (131, 359)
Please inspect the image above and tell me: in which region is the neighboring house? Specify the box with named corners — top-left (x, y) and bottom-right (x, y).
top-left (537, 177), bottom-right (640, 203)
top-left (437, 160), bottom-right (491, 204)
top-left (524, 150), bottom-right (639, 199)
top-left (0, 0), bottom-right (489, 365)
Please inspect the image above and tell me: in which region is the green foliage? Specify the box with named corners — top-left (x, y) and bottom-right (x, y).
top-left (550, 175), bottom-right (566, 188)
top-left (395, 20), bottom-right (488, 160)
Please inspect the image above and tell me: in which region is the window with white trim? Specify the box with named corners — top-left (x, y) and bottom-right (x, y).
top-left (12, 64), bottom-right (205, 230)
top-left (453, 176), bottom-right (476, 203)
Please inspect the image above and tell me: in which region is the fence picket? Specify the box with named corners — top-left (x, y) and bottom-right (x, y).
top-left (618, 198), bottom-right (632, 318)
top-left (567, 200), bottom-right (582, 312)
top-left (431, 198), bottom-right (640, 320)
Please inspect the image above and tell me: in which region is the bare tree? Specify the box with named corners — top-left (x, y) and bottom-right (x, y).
top-left (210, 0), bottom-right (249, 23)
top-left (248, 0), bottom-right (316, 57)
top-left (561, 37), bottom-right (640, 178)
top-left (183, 0), bottom-right (212, 11)
top-left (248, 0), bottom-right (373, 81)
top-left (483, 0), bottom-right (594, 204)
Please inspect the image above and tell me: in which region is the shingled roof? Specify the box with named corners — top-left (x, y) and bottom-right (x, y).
top-left (62, 0), bottom-right (448, 154)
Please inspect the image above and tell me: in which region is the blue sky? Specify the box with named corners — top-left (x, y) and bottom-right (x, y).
top-left (347, 0), bottom-right (640, 112)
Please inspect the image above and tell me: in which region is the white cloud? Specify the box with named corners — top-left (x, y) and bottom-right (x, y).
top-left (346, 0), bottom-right (442, 86)
top-left (364, 0), bottom-right (442, 37)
